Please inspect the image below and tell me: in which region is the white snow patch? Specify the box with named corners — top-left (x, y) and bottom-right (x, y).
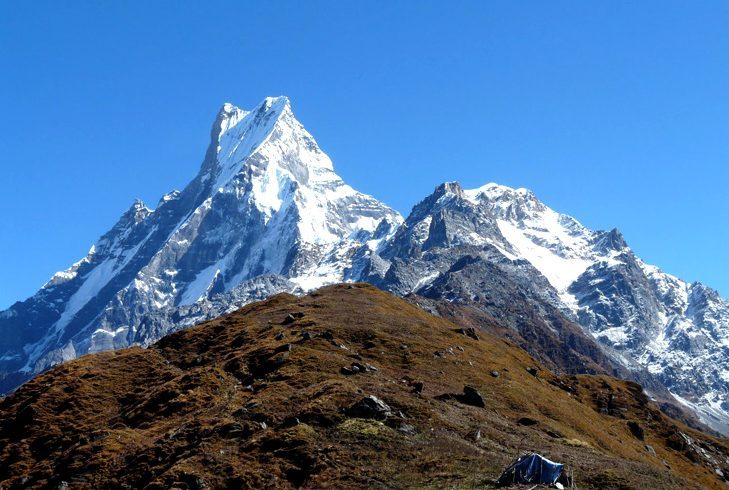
top-left (596, 326), bottom-right (630, 346)
top-left (179, 266), bottom-right (222, 305)
top-left (497, 219), bottom-right (592, 292)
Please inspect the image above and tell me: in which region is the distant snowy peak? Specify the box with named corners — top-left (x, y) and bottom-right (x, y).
top-left (380, 182), bottom-right (511, 262)
top-left (0, 96), bottom-right (401, 381)
top-left (462, 182), bottom-right (626, 295)
top-left (198, 96), bottom-right (394, 242)
top-left (125, 95), bottom-right (401, 301)
top-left (206, 96), bottom-right (334, 191)
top-left (454, 181), bottom-right (729, 433)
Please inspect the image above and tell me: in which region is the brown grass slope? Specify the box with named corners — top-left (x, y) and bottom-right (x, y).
top-left (413, 296), bottom-right (715, 434)
top-left (0, 284), bottom-right (728, 489)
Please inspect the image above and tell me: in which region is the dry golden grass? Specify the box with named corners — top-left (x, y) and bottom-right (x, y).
top-left (0, 283), bottom-right (726, 489)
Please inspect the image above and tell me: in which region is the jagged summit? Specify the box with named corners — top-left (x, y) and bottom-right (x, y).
top-left (365, 178), bottom-right (729, 433)
top-left (465, 182), bottom-right (534, 200)
top-left (0, 96), bottom-right (400, 381)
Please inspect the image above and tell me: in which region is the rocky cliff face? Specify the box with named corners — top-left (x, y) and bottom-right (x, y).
top-left (1, 97), bottom-right (728, 435)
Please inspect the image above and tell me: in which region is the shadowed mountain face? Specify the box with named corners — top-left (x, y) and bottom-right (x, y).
top-left (1, 284), bottom-right (728, 489)
top-left (1, 96), bottom-right (728, 434)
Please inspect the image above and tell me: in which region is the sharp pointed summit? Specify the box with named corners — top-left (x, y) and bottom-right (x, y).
top-left (0, 96), bottom-right (401, 384)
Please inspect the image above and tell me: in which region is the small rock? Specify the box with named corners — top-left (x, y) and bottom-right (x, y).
top-left (244, 401), bottom-right (258, 410)
top-left (89, 430), bottom-right (108, 442)
top-left (279, 416), bottom-right (301, 428)
top-left (266, 351), bottom-right (289, 369)
top-left (340, 366), bottom-right (359, 375)
top-left (321, 330), bottom-right (334, 340)
top-left (434, 351), bottom-right (445, 358)
top-left (345, 395), bottom-right (393, 420)
top-left (301, 331), bottom-right (313, 341)
top-left (472, 429), bottom-right (482, 441)
top-left (627, 421), bottom-right (644, 441)
top-left (274, 332), bottom-right (285, 341)
top-left (399, 344), bottom-right (409, 350)
top-left (352, 362), bottom-right (377, 372)
top-left (490, 370), bottom-right (500, 378)
top-left (545, 429), bottom-right (562, 439)
top-left (281, 312), bottom-right (305, 325)
top-left (526, 367), bottom-right (539, 377)
top-left (274, 343), bottom-right (293, 353)
top-left (645, 444), bottom-right (657, 456)
top-left (459, 386), bottom-right (485, 408)
top-left (281, 314), bottom-right (297, 325)
top-left (341, 362), bottom-right (377, 375)
top-left (396, 422), bottom-right (416, 435)
top-left (219, 422), bottom-right (252, 439)
top-left (456, 327), bottom-right (479, 340)
top-left (412, 381), bottom-right (424, 394)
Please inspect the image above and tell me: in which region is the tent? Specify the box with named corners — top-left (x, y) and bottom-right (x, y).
top-left (495, 453), bottom-right (566, 486)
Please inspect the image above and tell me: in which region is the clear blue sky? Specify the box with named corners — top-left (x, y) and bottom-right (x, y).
top-left (1, 1), bottom-right (727, 309)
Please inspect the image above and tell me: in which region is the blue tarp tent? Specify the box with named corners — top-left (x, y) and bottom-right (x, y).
top-left (496, 453), bottom-right (564, 486)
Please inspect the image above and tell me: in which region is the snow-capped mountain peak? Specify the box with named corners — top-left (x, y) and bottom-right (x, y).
top-left (442, 182), bottom-right (729, 433)
top-left (208, 96), bottom-right (333, 189)
top-left (463, 183), bottom-right (611, 296)
top-left (0, 96), bottom-right (400, 381)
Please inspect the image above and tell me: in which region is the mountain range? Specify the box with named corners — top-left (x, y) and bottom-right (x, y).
top-left (2, 96), bottom-right (727, 435)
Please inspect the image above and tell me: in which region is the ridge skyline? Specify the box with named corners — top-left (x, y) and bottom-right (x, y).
top-left (4, 1), bottom-right (727, 313)
top-left (2, 96), bottom-right (724, 310)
